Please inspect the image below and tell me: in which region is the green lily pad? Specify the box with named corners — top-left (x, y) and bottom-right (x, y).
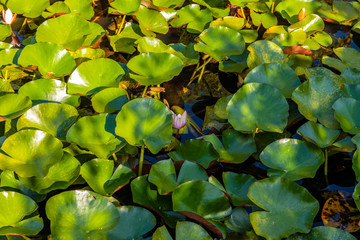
top-left (239, 29), bottom-right (258, 43)
top-left (341, 67), bottom-right (360, 84)
top-left (0, 191), bottom-right (43, 235)
top-left (136, 36), bottom-right (172, 53)
top-left (0, 48), bottom-right (20, 68)
top-left (312, 31), bottom-right (333, 47)
top-left (288, 14), bottom-right (324, 33)
top-left (169, 139), bottom-right (219, 169)
top-left (108, 23), bottom-right (144, 54)
top-left (149, 159), bottom-right (177, 195)
top-left (36, 14), bottom-right (91, 51)
top-left (193, 0), bottom-right (229, 18)
top-left (288, 226), bottom-right (357, 240)
top-left (177, 160), bottom-right (208, 185)
top-left (91, 88), bottom-right (128, 114)
top-left (0, 24), bottom-right (11, 42)
top-left (173, 180), bottom-right (232, 220)
top-left (219, 52), bottom-right (249, 73)
top-left (214, 95), bottom-right (232, 119)
top-left (299, 67), bottom-right (345, 87)
top-left (18, 42), bottom-right (76, 78)
top-left (194, 26), bottom-right (245, 61)
top-left (247, 40), bottom-right (287, 69)
top-left (42, 1), bottom-right (70, 18)
top-left (18, 79), bottom-right (80, 107)
top-left (7, 0), bottom-right (49, 18)
top-left (67, 114), bottom-right (125, 159)
top-left (275, 0), bottom-right (322, 24)
top-left (152, 0), bottom-right (184, 8)
top-left (0, 129), bottom-right (63, 178)
top-left (0, 94), bottom-right (32, 121)
top-left (171, 4), bottom-right (212, 34)
top-left (292, 76), bottom-right (344, 129)
top-left (224, 207), bottom-right (252, 233)
top-left (297, 121), bottom-right (341, 148)
top-left (333, 97), bottom-right (360, 134)
top-left (210, 16), bottom-right (246, 31)
top-left (110, 0), bottom-right (141, 14)
top-left (18, 152), bottom-right (80, 194)
top-left (135, 6), bottom-right (169, 37)
top-left (17, 103), bottom-right (78, 140)
top-left (317, 1), bottom-right (359, 24)
top-left (67, 58), bottom-right (125, 95)
top-left (106, 206), bottom-right (157, 240)
top-left (244, 62), bottom-right (301, 98)
top-left (64, 0), bottom-right (94, 19)
top-left (260, 138), bottom-right (324, 180)
top-left (227, 83), bottom-right (289, 133)
top-left (115, 97), bottom-right (173, 154)
top-left (322, 56), bottom-right (348, 73)
top-left (0, 79), bottom-right (13, 96)
top-left (127, 52), bottom-right (183, 86)
top-left (334, 47), bottom-right (360, 69)
top-left (223, 172), bottom-right (256, 205)
top-left (175, 221), bottom-right (212, 240)
top-left (45, 190), bottom-right (120, 239)
top-left (250, 11), bottom-right (278, 29)
top-left (72, 48), bottom-right (105, 65)
top-left (169, 43), bottom-right (200, 66)
top-left (153, 225), bottom-right (173, 240)
top-left (203, 129), bottom-right (256, 163)
top-left (248, 177), bottom-right (319, 240)
top-left (82, 22), bottom-right (104, 47)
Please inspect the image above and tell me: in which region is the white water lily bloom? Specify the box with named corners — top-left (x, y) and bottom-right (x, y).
top-left (2, 8), bottom-right (16, 25)
top-left (172, 110), bottom-right (187, 129)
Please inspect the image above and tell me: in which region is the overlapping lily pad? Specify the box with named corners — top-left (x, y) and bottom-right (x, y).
top-left (91, 88), bottom-right (128, 113)
top-left (110, 0), bottom-right (141, 14)
top-left (7, 0), bottom-right (49, 18)
top-left (333, 97), bottom-right (360, 134)
top-left (135, 6), bottom-right (169, 37)
top-left (247, 40), bottom-right (287, 69)
top-left (0, 93), bottom-right (32, 121)
top-left (171, 4), bottom-right (212, 33)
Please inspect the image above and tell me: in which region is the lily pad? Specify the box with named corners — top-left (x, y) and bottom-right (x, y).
top-left (194, 26), bottom-right (245, 61)
top-left (108, 23), bottom-right (144, 54)
top-left (0, 191), bottom-right (43, 235)
top-left (334, 47), bottom-right (360, 69)
top-left (67, 58), bottom-right (125, 95)
top-left (115, 98), bottom-right (173, 154)
top-left (292, 76), bottom-right (344, 129)
top-left (127, 52), bottom-right (183, 86)
top-left (18, 79), bottom-right (80, 107)
top-left (64, 0), bottom-right (94, 19)
top-left (169, 139), bottom-right (219, 169)
top-left (42, 1), bottom-right (70, 18)
top-left (149, 159), bottom-right (177, 195)
top-left (244, 62), bottom-right (301, 98)
top-left (275, 0), bottom-right (322, 24)
top-left (17, 103), bottom-right (78, 140)
top-left (224, 207), bottom-right (252, 233)
top-left (193, 0), bottom-right (229, 18)
top-left (247, 40), bottom-right (287, 69)
top-left (177, 160), bottom-right (208, 185)
top-left (0, 94), bottom-right (32, 121)
top-left (175, 221), bottom-right (212, 240)
top-left (0, 129), bottom-right (63, 178)
top-left (110, 0), bottom-right (141, 14)
top-left (288, 14), bottom-right (325, 33)
top-left (288, 226), bottom-right (357, 240)
top-left (18, 42), bottom-right (76, 78)
top-left (0, 24), bottom-right (11, 42)
top-left (333, 97), bottom-right (360, 134)
top-left (67, 114), bottom-right (125, 159)
top-left (297, 121), bottom-right (341, 148)
top-left (36, 14), bottom-right (91, 51)
top-left (7, 0), bottom-right (49, 18)
top-left (45, 190), bottom-right (120, 239)
top-left (135, 6), bottom-right (169, 37)
top-left (227, 83), bottom-right (289, 133)
top-left (317, 1), bottom-right (359, 24)
top-left (223, 172), bottom-right (256, 205)
top-left (259, 138), bottom-right (324, 180)
top-left (91, 88), bottom-right (128, 113)
top-left (173, 180), bottom-right (232, 220)
top-left (248, 177), bottom-right (319, 239)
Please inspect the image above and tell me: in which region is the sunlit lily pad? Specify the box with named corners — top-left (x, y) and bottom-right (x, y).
top-left (67, 58), bottom-right (125, 95)
top-left (244, 62), bottom-right (301, 98)
top-left (18, 79), bottom-right (80, 107)
top-left (127, 52), bottom-right (183, 86)
top-left (110, 0), bottom-right (141, 14)
top-left (135, 6), bottom-right (169, 37)
top-left (334, 47), bottom-right (360, 69)
top-left (171, 4), bottom-right (212, 33)
top-left (0, 24), bottom-right (12, 42)
top-left (288, 226), bottom-right (357, 240)
top-left (67, 114), bottom-right (125, 159)
top-left (0, 94), bottom-right (32, 121)
top-left (115, 98), bottom-right (173, 154)
top-left (317, 1), bottom-right (359, 24)
top-left (42, 1), bottom-right (70, 18)
top-left (193, 0), bottom-right (229, 18)
top-left (45, 190), bottom-right (120, 239)
top-left (247, 40), bottom-right (287, 69)
top-left (227, 83), bottom-right (289, 133)
top-left (7, 0), bottom-right (49, 18)
top-left (0, 129), bottom-right (63, 178)
top-left (173, 180), bottom-right (232, 220)
top-left (108, 23), bottom-right (143, 54)
top-left (64, 0), bottom-right (94, 19)
top-left (333, 97), bottom-right (360, 134)
top-left (149, 159), bottom-right (177, 195)
top-left (297, 121), bottom-right (341, 148)
top-left (0, 191), bottom-right (43, 235)
top-left (194, 26), bottom-right (245, 61)
top-left (260, 138), bottom-right (324, 180)
top-left (248, 177), bottom-right (319, 239)
top-left (17, 103), bottom-right (78, 140)
top-left (18, 42), bottom-right (76, 78)
top-left (275, 0), bottom-right (322, 24)
top-left (91, 88), bottom-right (128, 113)
top-left (292, 76), bottom-right (344, 129)
top-left (0, 79), bottom-right (14, 96)
top-left (210, 16), bottom-right (245, 31)
top-left (288, 14), bottom-right (324, 33)
top-left (36, 14), bottom-right (91, 51)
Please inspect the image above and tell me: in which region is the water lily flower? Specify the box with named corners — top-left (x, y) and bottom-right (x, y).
top-left (2, 8), bottom-right (16, 25)
top-left (172, 110), bottom-right (187, 130)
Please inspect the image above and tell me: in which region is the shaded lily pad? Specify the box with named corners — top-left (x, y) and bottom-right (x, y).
top-left (17, 103), bottom-right (78, 140)
top-left (45, 190), bottom-right (120, 239)
top-left (0, 94), bottom-right (31, 121)
top-left (259, 138), bottom-right (324, 180)
top-left (110, 0), bottom-right (141, 14)
top-left (175, 221), bottom-right (212, 240)
top-left (334, 48), bottom-right (360, 69)
top-left (149, 159), bottom-right (177, 195)
top-left (288, 226), bottom-right (357, 240)
top-left (292, 76), bottom-right (344, 129)
top-left (244, 62), bottom-right (301, 98)
top-left (194, 26), bottom-right (245, 61)
top-left (19, 79), bottom-right (80, 107)
top-left (169, 139), bottom-right (219, 169)
top-left (297, 121), bottom-right (341, 148)
top-left (224, 207), bottom-right (252, 233)
top-left (317, 1), bottom-right (359, 24)
top-left (7, 0), bottom-right (49, 18)
top-left (36, 14), bottom-right (91, 51)
top-left (115, 98), bottom-right (173, 154)
top-left (18, 42), bottom-right (76, 78)
top-left (127, 52), bottom-right (183, 86)
top-left (223, 172), bottom-right (256, 205)
top-left (108, 23), bottom-right (144, 54)
top-left (0, 191), bottom-right (43, 235)
top-left (247, 40), bottom-right (287, 69)
top-left (173, 180), bottom-right (232, 220)
top-left (248, 177), bottom-right (319, 239)
top-left (67, 114), bottom-right (125, 159)
top-left (227, 83), bottom-right (289, 133)
top-left (67, 58), bottom-right (125, 95)
top-left (177, 160), bottom-right (208, 185)
top-left (333, 97), bottom-right (360, 134)
top-left (135, 6), bottom-right (169, 37)
top-left (91, 88), bottom-right (128, 113)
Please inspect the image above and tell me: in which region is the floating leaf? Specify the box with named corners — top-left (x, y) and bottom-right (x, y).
top-left (91, 88), bottom-right (128, 113)
top-left (247, 40), bottom-right (287, 69)
top-left (297, 121), bottom-right (341, 148)
top-left (317, 1), bottom-right (359, 24)
top-left (171, 4), bottom-right (212, 33)
top-left (334, 48), bottom-right (360, 69)
top-left (153, 225), bottom-right (173, 240)
top-left (110, 0), bottom-right (141, 14)
top-left (177, 160), bottom-right (208, 185)
top-left (333, 98), bottom-right (360, 134)
top-left (288, 226), bottom-right (357, 240)
top-left (248, 177), bottom-right (319, 239)
top-left (42, 1), bottom-right (70, 18)
top-left (224, 207), bottom-right (252, 233)
top-left (192, 0), bottom-right (229, 18)
top-left (149, 159), bottom-right (177, 195)
top-left (7, 0), bottom-right (49, 18)
top-left (135, 6), bottom-right (169, 36)
top-left (0, 24), bottom-right (11, 42)
top-left (275, 0), bottom-right (322, 24)
top-left (223, 172), bottom-right (256, 205)
top-left (64, 0), bottom-right (94, 19)
top-left (227, 83), bottom-right (289, 133)
top-left (288, 14), bottom-right (324, 33)
top-left (210, 16), bottom-right (245, 31)
top-left (0, 94), bottom-right (31, 121)
top-left (175, 221), bottom-right (212, 240)
top-left (260, 138), bottom-right (324, 180)
top-left (108, 23), bottom-right (143, 54)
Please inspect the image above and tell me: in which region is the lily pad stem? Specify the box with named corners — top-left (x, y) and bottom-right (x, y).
top-left (142, 85), bottom-right (148, 97)
top-left (139, 144), bottom-right (145, 176)
top-left (324, 148), bottom-right (328, 185)
top-left (18, 18), bottom-right (28, 34)
top-left (116, 15), bottom-right (126, 35)
top-left (197, 57), bottom-right (212, 84)
top-left (252, 128), bottom-right (258, 138)
top-left (240, 7), bottom-right (245, 18)
top-left (4, 70), bottom-right (8, 82)
top-left (271, 0), bottom-right (275, 13)
top-left (112, 152), bottom-right (117, 161)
